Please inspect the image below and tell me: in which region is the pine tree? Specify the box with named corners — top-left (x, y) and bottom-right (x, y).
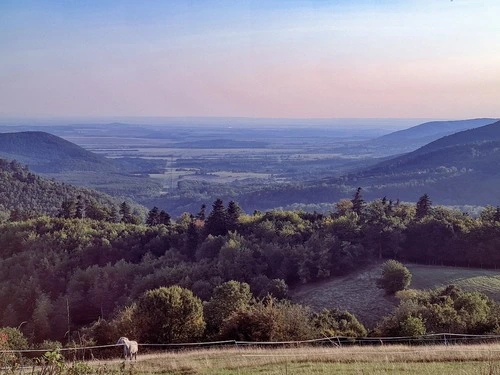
top-left (196, 204), bottom-right (206, 221)
top-left (109, 205), bottom-right (120, 223)
top-left (146, 207), bottom-right (161, 226)
top-left (351, 187), bottom-right (365, 215)
top-left (205, 199), bottom-right (227, 236)
top-left (58, 199), bottom-right (76, 219)
top-left (159, 210), bottom-right (171, 225)
top-left (119, 202), bottom-right (134, 224)
top-left (75, 195), bottom-right (85, 219)
top-left (415, 194), bottom-right (432, 219)
top-left (185, 220), bottom-right (199, 260)
top-left (226, 200), bottom-right (242, 231)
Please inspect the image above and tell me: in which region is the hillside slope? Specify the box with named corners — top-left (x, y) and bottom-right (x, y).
top-left (322, 119), bottom-right (500, 206)
top-left (290, 263), bottom-right (500, 328)
top-left (369, 118), bottom-right (497, 153)
top-left (0, 131), bottom-right (161, 200)
top-left (0, 131), bottom-right (115, 173)
top-left (0, 158), bottom-right (145, 219)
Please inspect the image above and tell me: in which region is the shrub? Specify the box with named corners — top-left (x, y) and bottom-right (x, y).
top-left (219, 297), bottom-right (313, 341)
top-left (377, 260), bottom-right (412, 295)
top-left (135, 286), bottom-right (205, 343)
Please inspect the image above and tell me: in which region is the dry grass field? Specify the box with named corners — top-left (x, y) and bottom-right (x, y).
top-left (95, 344), bottom-right (500, 375)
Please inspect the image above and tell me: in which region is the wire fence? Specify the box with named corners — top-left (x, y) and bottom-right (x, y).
top-left (2, 332), bottom-right (500, 361)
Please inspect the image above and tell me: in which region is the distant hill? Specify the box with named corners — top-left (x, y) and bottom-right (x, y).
top-left (367, 118), bottom-right (498, 154)
top-left (411, 119), bottom-right (500, 155)
top-left (0, 131), bottom-right (161, 200)
top-left (312, 119), bottom-right (500, 206)
top-left (0, 131), bottom-right (115, 173)
top-left (216, 119), bottom-right (500, 211)
top-left (291, 263), bottom-right (500, 328)
top-left (0, 158), bottom-right (144, 219)
top-left (367, 120), bottom-right (500, 174)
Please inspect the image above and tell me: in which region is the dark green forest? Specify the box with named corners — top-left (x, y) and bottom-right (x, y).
top-left (0, 159), bottom-right (146, 221)
top-left (1, 186), bottom-right (500, 346)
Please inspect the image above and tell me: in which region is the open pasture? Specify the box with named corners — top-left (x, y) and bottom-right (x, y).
top-left (97, 344), bottom-right (500, 375)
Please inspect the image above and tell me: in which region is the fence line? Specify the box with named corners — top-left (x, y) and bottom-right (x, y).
top-left (1, 333), bottom-right (500, 355)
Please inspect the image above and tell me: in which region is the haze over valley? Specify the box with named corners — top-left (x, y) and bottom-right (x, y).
top-left (1, 1), bottom-right (500, 371)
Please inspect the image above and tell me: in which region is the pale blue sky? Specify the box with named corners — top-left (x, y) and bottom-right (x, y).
top-left (1, 1), bottom-right (499, 119)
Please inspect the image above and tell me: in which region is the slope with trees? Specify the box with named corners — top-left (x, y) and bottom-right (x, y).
top-left (0, 131), bottom-right (161, 200)
top-left (0, 158), bottom-right (145, 220)
top-left (1, 190), bottom-right (500, 344)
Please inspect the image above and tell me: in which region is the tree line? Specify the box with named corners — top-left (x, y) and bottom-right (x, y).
top-left (1, 191), bottom-right (500, 345)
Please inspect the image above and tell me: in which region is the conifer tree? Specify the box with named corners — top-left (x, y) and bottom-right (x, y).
top-left (75, 195), bottom-right (85, 219)
top-left (196, 204), bottom-right (206, 221)
top-left (146, 206), bottom-right (160, 226)
top-left (159, 210), bottom-right (171, 225)
top-left (58, 199), bottom-right (76, 219)
top-left (109, 205), bottom-right (120, 223)
top-left (226, 200), bottom-right (242, 231)
top-left (351, 187), bottom-right (365, 215)
top-left (415, 194), bottom-right (432, 219)
top-left (119, 202), bottom-right (134, 224)
top-left (205, 199), bottom-right (227, 236)
top-left (185, 220), bottom-right (199, 260)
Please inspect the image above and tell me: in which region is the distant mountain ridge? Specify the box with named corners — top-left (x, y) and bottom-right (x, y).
top-left (367, 120), bottom-right (500, 174)
top-left (367, 118), bottom-right (498, 154)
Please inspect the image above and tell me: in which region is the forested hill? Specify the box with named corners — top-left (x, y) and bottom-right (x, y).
top-left (0, 131), bottom-right (162, 200)
top-left (367, 118), bottom-right (497, 154)
top-left (1, 197), bottom-right (499, 343)
top-left (0, 131), bottom-right (115, 173)
top-left (410, 119), bottom-right (500, 155)
top-left (0, 158), bottom-right (144, 220)
top-left (366, 120), bottom-right (500, 174)
top-left (216, 120), bottom-right (500, 210)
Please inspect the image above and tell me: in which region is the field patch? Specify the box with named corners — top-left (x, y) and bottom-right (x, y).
top-left (290, 263), bottom-right (500, 328)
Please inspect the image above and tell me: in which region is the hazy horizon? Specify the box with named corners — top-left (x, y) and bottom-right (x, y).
top-left (0, 116), bottom-right (455, 130)
top-left (2, 1), bottom-right (500, 119)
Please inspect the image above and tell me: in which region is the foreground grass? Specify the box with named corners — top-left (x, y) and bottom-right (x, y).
top-left (97, 344), bottom-right (500, 375)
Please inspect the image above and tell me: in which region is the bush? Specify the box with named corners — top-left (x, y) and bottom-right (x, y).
top-left (374, 285), bottom-right (499, 336)
top-left (0, 327), bottom-right (28, 366)
top-left (399, 316), bottom-right (426, 336)
top-left (219, 297), bottom-right (313, 341)
top-left (311, 309), bottom-right (367, 337)
top-left (377, 260), bottom-right (412, 295)
top-left (135, 286), bottom-right (205, 343)
top-left (204, 281), bottom-right (252, 337)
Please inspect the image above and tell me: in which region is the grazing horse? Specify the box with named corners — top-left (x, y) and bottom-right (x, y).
top-left (116, 337), bottom-right (138, 360)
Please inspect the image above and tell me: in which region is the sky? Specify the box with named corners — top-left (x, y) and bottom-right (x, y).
top-left (1, 0), bottom-right (499, 119)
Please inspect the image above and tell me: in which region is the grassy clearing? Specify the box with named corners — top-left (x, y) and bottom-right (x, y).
top-left (290, 263), bottom-right (500, 328)
top-left (290, 264), bottom-right (395, 328)
top-left (408, 264), bottom-right (500, 300)
top-left (95, 344), bottom-right (500, 375)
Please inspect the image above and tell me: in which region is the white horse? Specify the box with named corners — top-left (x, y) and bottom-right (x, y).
top-left (116, 337), bottom-right (138, 360)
